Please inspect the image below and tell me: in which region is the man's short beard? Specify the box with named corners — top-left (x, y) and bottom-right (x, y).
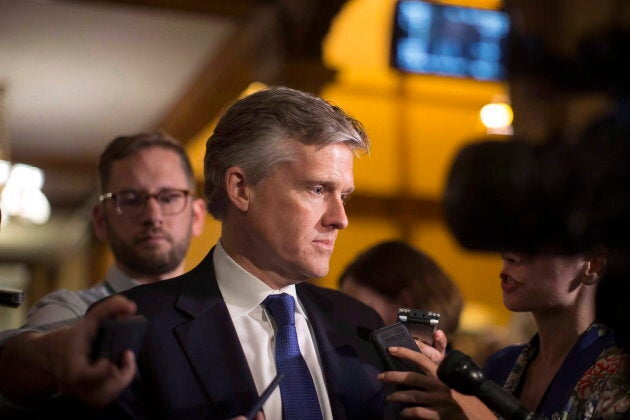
top-left (107, 224), bottom-right (191, 277)
top-left (114, 244), bottom-right (187, 276)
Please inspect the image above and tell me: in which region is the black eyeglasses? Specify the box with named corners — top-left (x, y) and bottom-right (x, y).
top-left (99, 189), bottom-right (191, 218)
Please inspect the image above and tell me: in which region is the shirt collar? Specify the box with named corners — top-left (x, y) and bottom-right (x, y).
top-left (104, 265), bottom-right (142, 293)
top-left (213, 240), bottom-right (304, 318)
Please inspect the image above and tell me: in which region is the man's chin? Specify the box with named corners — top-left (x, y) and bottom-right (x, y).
top-left (303, 263), bottom-right (330, 281)
top-left (128, 253), bottom-right (176, 274)
top-left (135, 242), bottom-right (171, 256)
top-left (136, 241), bottom-right (170, 252)
top-left (131, 262), bottom-right (177, 277)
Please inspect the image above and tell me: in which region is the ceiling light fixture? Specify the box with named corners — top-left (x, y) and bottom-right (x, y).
top-left (0, 83), bottom-right (50, 225)
top-left (480, 96), bottom-right (514, 135)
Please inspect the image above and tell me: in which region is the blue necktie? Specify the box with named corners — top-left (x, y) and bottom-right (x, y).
top-left (264, 293), bottom-right (323, 420)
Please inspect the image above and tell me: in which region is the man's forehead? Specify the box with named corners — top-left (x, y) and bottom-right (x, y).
top-left (106, 148), bottom-right (188, 190)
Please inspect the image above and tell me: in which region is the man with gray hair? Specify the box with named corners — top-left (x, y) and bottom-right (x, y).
top-left (109, 87), bottom-right (387, 419)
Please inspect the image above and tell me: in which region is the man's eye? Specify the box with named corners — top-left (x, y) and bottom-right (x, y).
top-left (341, 193), bottom-right (351, 204)
top-left (119, 194), bottom-right (143, 206)
top-left (311, 186), bottom-right (325, 195)
top-left (162, 191), bottom-right (189, 206)
top-left (158, 193), bottom-right (181, 204)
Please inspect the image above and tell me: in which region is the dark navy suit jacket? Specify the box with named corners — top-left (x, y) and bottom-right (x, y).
top-left (107, 248), bottom-right (387, 419)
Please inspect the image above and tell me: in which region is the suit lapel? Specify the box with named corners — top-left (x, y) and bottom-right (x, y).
top-left (173, 250), bottom-right (259, 418)
top-left (297, 285), bottom-right (346, 418)
top-left (297, 283), bottom-right (382, 420)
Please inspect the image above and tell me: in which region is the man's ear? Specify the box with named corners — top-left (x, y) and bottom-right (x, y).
top-left (92, 203), bottom-right (108, 242)
top-left (224, 166), bottom-right (250, 212)
top-left (190, 197), bottom-right (206, 237)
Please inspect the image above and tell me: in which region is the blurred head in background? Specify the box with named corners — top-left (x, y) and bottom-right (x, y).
top-left (339, 240), bottom-right (463, 335)
top-left (93, 132), bottom-right (206, 282)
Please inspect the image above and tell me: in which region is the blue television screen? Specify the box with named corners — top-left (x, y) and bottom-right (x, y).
top-left (391, 1), bottom-right (510, 81)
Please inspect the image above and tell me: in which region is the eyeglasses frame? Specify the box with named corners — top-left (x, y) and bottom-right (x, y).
top-left (98, 189), bottom-right (192, 217)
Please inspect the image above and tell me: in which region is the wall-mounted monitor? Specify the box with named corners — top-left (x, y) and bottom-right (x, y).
top-left (390, 1), bottom-right (510, 81)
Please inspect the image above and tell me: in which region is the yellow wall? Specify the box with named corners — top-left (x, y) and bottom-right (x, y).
top-left (182, 105), bottom-right (221, 270)
top-left (184, 216), bottom-right (220, 271)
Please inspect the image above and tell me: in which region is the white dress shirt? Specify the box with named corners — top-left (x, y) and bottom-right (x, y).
top-left (213, 241), bottom-right (333, 420)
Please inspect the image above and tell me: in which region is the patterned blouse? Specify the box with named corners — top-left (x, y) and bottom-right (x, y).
top-left (484, 323), bottom-right (630, 419)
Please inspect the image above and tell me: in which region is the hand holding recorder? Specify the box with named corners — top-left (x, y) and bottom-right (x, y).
top-left (370, 308), bottom-right (445, 372)
top-left (0, 295), bottom-right (138, 408)
top-left (375, 309), bottom-right (497, 419)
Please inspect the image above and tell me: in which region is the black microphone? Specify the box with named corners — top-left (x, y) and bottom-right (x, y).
top-left (0, 287), bottom-right (24, 308)
top-left (437, 350), bottom-right (537, 420)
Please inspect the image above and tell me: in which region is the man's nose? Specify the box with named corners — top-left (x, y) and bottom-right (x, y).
top-left (324, 196), bottom-right (349, 229)
top-left (142, 196), bottom-right (164, 222)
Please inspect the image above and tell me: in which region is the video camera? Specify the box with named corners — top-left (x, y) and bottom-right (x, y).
top-left (441, 0), bottom-right (630, 347)
top-left (445, 110), bottom-right (630, 254)
top-left (443, 0), bottom-right (630, 254)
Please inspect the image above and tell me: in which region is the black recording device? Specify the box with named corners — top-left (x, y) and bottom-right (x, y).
top-left (370, 322), bottom-right (423, 373)
top-left (397, 307), bottom-right (440, 346)
top-left (0, 287), bottom-right (25, 308)
top-left (90, 315), bottom-right (148, 364)
top-left (437, 350), bottom-right (538, 420)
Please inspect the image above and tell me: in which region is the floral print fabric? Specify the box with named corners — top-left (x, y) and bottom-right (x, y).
top-left (489, 324), bottom-right (630, 419)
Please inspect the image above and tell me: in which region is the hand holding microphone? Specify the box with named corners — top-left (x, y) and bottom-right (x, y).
top-left (437, 350), bottom-right (538, 420)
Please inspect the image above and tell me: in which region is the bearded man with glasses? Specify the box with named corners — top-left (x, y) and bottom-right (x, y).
top-left (0, 132), bottom-right (206, 414)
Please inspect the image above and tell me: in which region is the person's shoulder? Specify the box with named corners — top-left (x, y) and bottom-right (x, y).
top-left (483, 343), bottom-right (528, 384)
top-left (485, 343), bottom-right (527, 366)
top-left (297, 281), bottom-right (371, 308)
top-left (580, 345), bottom-right (630, 417)
top-left (120, 276), bottom-right (185, 305)
top-left (75, 282), bottom-right (110, 301)
top-left (586, 344), bottom-right (630, 385)
top-left (121, 248), bottom-right (215, 304)
top-left (86, 277), bottom-right (186, 322)
top-left (33, 288), bottom-right (88, 306)
top-left (32, 282), bottom-right (109, 315)
top-left (297, 282), bottom-right (384, 325)
top-left (25, 287), bottom-right (100, 325)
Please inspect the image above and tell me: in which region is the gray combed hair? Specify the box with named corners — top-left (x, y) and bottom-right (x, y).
top-left (204, 86), bottom-right (369, 220)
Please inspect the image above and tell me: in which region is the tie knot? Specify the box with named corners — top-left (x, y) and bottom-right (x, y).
top-left (264, 293), bottom-right (296, 328)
